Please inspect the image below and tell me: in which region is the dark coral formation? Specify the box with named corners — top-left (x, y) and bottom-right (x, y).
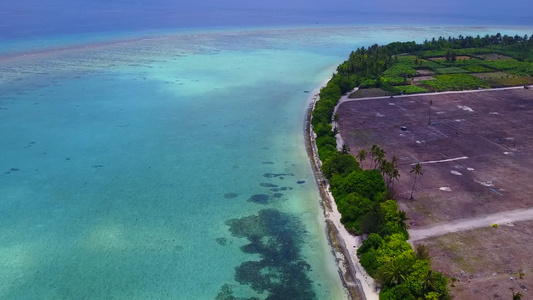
top-left (224, 209), bottom-right (316, 300)
top-left (260, 183), bottom-right (278, 188)
top-left (247, 194), bottom-right (270, 205)
top-left (262, 173), bottom-right (294, 179)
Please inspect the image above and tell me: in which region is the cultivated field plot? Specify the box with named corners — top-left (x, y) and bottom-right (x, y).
top-left (337, 88), bottom-right (533, 226)
top-left (472, 72), bottom-right (533, 87)
top-left (348, 87), bottom-right (392, 98)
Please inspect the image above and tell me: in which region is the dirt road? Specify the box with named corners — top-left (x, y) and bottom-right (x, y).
top-left (337, 86), bottom-right (524, 104)
top-left (409, 207), bottom-right (533, 242)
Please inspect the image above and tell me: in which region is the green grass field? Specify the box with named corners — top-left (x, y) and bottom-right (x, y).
top-left (390, 85), bottom-right (429, 94)
top-left (420, 74), bottom-right (488, 91)
top-left (434, 67), bottom-right (469, 74)
top-left (472, 72), bottom-right (533, 87)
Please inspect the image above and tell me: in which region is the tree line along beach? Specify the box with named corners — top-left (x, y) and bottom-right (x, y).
top-left (308, 33), bottom-right (533, 300)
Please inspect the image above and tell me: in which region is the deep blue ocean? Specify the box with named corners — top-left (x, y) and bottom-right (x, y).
top-left (1, 2), bottom-right (532, 299)
top-left (2, 1), bottom-right (533, 40)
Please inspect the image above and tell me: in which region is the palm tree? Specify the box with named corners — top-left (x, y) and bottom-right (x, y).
top-left (391, 156), bottom-right (399, 168)
top-left (387, 156), bottom-right (400, 189)
top-left (341, 143), bottom-right (350, 154)
top-left (381, 160), bottom-right (398, 190)
top-left (369, 145), bottom-right (378, 169)
top-left (380, 159), bottom-right (390, 177)
top-left (333, 113), bottom-right (339, 123)
top-left (356, 149), bottom-right (367, 169)
top-left (374, 146), bottom-right (386, 171)
top-left (410, 163), bottom-right (423, 200)
top-left (512, 291), bottom-right (522, 300)
top-left (377, 255), bottom-right (413, 287)
top-left (415, 244), bottom-right (431, 261)
top-left (390, 168), bottom-right (400, 189)
top-left (422, 270), bottom-right (438, 292)
top-left (379, 159), bottom-right (393, 188)
top-left (397, 210), bottom-right (409, 232)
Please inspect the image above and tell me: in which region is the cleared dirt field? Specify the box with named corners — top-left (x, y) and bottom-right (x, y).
top-left (428, 55), bottom-right (473, 61)
top-left (412, 76), bottom-right (435, 82)
top-left (416, 69), bottom-right (435, 76)
top-left (338, 88), bottom-right (533, 226)
top-left (420, 221), bottom-right (533, 299)
top-left (337, 88), bottom-right (533, 299)
top-left (475, 54), bottom-right (514, 60)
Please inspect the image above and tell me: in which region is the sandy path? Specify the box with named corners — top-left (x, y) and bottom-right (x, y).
top-left (409, 207), bottom-right (533, 242)
top-left (307, 85), bottom-right (378, 300)
top-left (330, 87), bottom-right (380, 299)
top-left (326, 189), bottom-right (379, 300)
top-left (333, 88), bottom-right (358, 151)
top-left (337, 86), bottom-right (525, 105)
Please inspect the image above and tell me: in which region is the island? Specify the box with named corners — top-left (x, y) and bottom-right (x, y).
top-left (308, 33), bottom-right (533, 300)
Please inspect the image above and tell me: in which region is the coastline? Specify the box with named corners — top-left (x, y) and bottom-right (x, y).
top-left (304, 83), bottom-right (379, 300)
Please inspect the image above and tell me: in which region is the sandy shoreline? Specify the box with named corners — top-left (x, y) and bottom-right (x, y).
top-left (304, 83), bottom-right (379, 300)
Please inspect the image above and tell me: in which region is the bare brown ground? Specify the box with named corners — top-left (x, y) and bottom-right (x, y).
top-left (428, 56), bottom-right (473, 61)
top-left (416, 69), bottom-right (435, 76)
top-left (418, 221), bottom-right (533, 299)
top-left (338, 88), bottom-right (533, 225)
top-left (337, 88), bottom-right (533, 299)
top-left (412, 76), bottom-right (435, 82)
top-left (476, 54), bottom-right (514, 60)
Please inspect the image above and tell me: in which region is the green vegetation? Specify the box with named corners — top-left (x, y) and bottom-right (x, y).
top-left (382, 62), bottom-right (417, 85)
top-left (421, 74), bottom-right (487, 92)
top-left (473, 72), bottom-right (533, 87)
top-left (461, 64), bottom-right (494, 72)
top-left (434, 67), bottom-right (468, 74)
top-left (312, 32), bottom-right (533, 299)
top-left (389, 85), bottom-right (428, 95)
top-left (349, 88), bottom-right (391, 98)
top-left (480, 59), bottom-right (533, 76)
top-left (313, 73), bottom-right (448, 300)
top-left (320, 142), bottom-right (449, 299)
top-left (339, 33), bottom-right (533, 96)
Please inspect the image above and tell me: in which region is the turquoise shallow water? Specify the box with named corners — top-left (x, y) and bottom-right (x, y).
top-left (1, 26), bottom-right (532, 299)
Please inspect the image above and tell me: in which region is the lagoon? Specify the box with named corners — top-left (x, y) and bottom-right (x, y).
top-left (1, 26), bottom-right (531, 299)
